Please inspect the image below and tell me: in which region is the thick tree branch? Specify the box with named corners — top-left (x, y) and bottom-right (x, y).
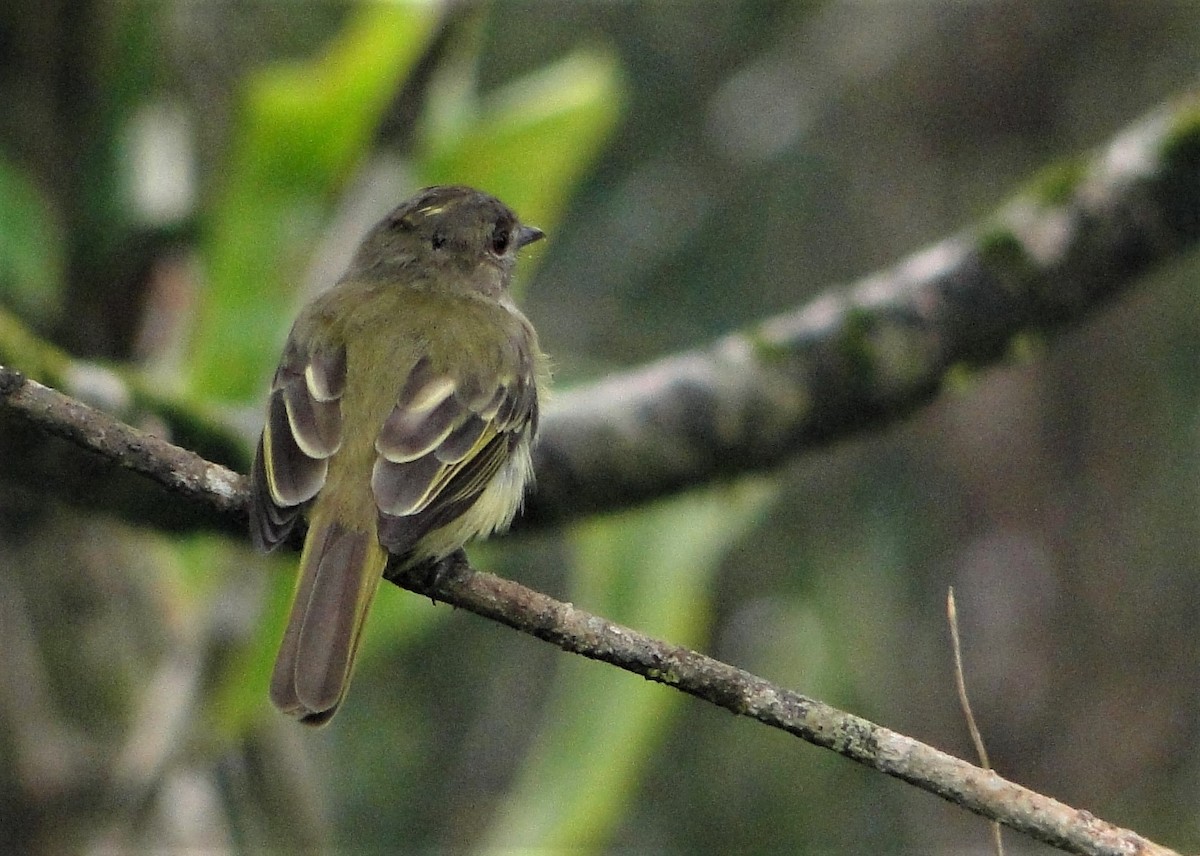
top-left (0, 363), bottom-right (1180, 855)
top-left (523, 94), bottom-right (1200, 526)
top-left (3, 96), bottom-right (1200, 535)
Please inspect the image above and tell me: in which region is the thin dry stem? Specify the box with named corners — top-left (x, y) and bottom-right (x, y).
top-left (949, 586), bottom-right (1005, 856)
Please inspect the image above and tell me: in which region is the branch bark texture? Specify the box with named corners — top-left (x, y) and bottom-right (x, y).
top-left (394, 564), bottom-right (1176, 856)
top-left (524, 95), bottom-right (1200, 526)
top-left (0, 363), bottom-right (1181, 855)
top-left (0, 365), bottom-right (245, 523)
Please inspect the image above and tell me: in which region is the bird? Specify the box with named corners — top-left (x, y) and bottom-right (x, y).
top-left (249, 185), bottom-right (548, 725)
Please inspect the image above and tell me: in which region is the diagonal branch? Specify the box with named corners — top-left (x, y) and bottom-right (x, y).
top-left (523, 94), bottom-right (1200, 526)
top-left (0, 363), bottom-right (1180, 856)
top-left (0, 366), bottom-right (246, 522)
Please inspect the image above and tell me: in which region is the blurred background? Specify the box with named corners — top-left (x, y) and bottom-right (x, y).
top-left (2, 1), bottom-right (1200, 853)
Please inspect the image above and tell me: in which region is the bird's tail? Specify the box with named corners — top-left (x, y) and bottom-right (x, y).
top-left (269, 514), bottom-right (386, 726)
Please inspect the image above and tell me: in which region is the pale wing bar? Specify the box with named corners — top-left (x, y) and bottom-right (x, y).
top-left (249, 341), bottom-right (347, 551)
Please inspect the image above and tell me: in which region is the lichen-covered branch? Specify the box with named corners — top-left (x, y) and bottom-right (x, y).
top-left (0, 305), bottom-right (250, 472)
top-left (523, 94), bottom-right (1200, 526)
top-left (0, 363), bottom-right (1181, 854)
top-left (4, 97), bottom-right (1200, 534)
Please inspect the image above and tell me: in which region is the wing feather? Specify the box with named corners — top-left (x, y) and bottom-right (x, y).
top-left (435, 414), bottom-right (488, 464)
top-left (250, 435), bottom-right (298, 550)
top-left (249, 340), bottom-right (348, 552)
top-left (376, 393), bottom-right (463, 462)
top-left (283, 375), bottom-right (342, 459)
top-left (371, 341), bottom-right (539, 560)
top-left (371, 453), bottom-right (446, 516)
top-left (264, 392), bottom-right (327, 505)
top-left (305, 346), bottom-right (347, 401)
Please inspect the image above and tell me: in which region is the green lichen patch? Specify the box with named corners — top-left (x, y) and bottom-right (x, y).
top-left (1022, 157), bottom-right (1089, 208)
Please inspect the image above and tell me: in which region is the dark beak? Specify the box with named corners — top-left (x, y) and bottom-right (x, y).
top-left (516, 225), bottom-right (545, 249)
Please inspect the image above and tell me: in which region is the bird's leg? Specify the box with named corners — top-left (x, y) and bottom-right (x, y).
top-left (384, 548), bottom-right (470, 602)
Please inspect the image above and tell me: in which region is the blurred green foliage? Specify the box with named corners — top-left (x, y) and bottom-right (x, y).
top-left (0, 157), bottom-right (63, 322)
top-left (420, 49), bottom-right (625, 237)
top-left (190, 3), bottom-right (443, 400)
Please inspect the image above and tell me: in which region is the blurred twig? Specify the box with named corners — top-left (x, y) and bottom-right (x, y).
top-left (0, 363), bottom-right (1180, 856)
top-left (948, 587), bottom-right (1004, 856)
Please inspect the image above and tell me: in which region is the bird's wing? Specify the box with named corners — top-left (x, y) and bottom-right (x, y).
top-left (372, 338), bottom-right (539, 559)
top-left (249, 337), bottom-right (347, 551)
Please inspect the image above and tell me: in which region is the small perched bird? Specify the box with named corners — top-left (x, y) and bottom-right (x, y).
top-left (250, 185), bottom-right (548, 725)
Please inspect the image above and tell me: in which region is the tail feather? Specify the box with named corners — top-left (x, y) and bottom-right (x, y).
top-left (270, 518), bottom-right (386, 725)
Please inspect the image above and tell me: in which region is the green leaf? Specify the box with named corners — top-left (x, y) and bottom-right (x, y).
top-left (420, 48), bottom-right (625, 257)
top-left (189, 4), bottom-right (442, 401)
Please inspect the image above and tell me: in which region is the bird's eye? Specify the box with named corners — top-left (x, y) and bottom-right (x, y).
top-left (431, 232), bottom-right (447, 250)
top-left (491, 228), bottom-right (511, 255)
